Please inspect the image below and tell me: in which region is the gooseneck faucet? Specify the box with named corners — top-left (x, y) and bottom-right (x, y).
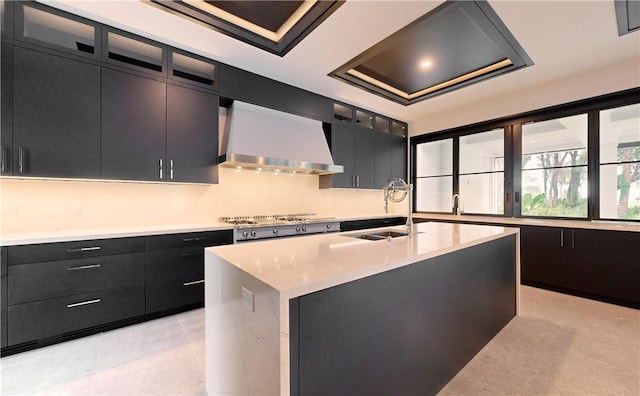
top-left (384, 178), bottom-right (414, 237)
top-left (452, 193), bottom-right (461, 215)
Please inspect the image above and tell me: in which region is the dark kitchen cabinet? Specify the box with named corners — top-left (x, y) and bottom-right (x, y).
top-left (102, 69), bottom-right (218, 184)
top-left (144, 230), bottom-right (233, 314)
top-left (374, 133), bottom-right (407, 188)
top-left (322, 123), bottom-right (375, 189)
top-left (3, 236), bottom-right (146, 351)
top-left (101, 68), bottom-right (166, 181)
top-left (219, 64), bottom-right (332, 121)
top-left (325, 124), bottom-right (356, 188)
top-left (568, 229), bottom-right (639, 303)
top-left (354, 129), bottom-right (375, 189)
top-left (8, 286), bottom-right (145, 346)
top-left (12, 47), bottom-right (101, 178)
top-left (520, 226), bottom-right (568, 288)
top-left (166, 84), bottom-right (219, 183)
top-left (520, 225), bottom-right (639, 306)
top-left (1, 247), bottom-right (7, 348)
top-left (1, 43), bottom-right (12, 175)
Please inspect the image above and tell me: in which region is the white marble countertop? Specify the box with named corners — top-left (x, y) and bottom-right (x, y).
top-left (0, 223), bottom-right (233, 246)
top-left (207, 222), bottom-right (519, 299)
top-left (413, 213), bottom-right (640, 233)
top-left (0, 214), bottom-right (408, 246)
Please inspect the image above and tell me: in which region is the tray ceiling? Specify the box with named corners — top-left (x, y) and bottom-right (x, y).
top-left (149, 0), bottom-right (342, 56)
top-left (329, 1), bottom-right (533, 106)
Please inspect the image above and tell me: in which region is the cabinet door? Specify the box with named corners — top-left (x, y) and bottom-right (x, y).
top-left (390, 135), bottom-right (407, 182)
top-left (354, 129), bottom-right (375, 189)
top-left (569, 229), bottom-right (640, 303)
top-left (13, 47), bottom-right (101, 178)
top-left (1, 44), bottom-right (12, 175)
top-left (374, 133), bottom-right (393, 188)
top-left (101, 69), bottom-right (166, 181)
top-left (330, 124), bottom-right (355, 188)
top-left (1, 247), bottom-right (7, 348)
top-left (519, 226), bottom-right (568, 288)
top-left (166, 84), bottom-right (218, 183)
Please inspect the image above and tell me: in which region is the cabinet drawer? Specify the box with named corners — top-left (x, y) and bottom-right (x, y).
top-left (146, 274), bottom-right (204, 313)
top-left (8, 285), bottom-right (145, 346)
top-left (8, 252), bottom-right (145, 305)
top-left (145, 247), bottom-right (203, 282)
top-left (145, 230), bottom-right (232, 251)
top-left (7, 237), bottom-right (145, 265)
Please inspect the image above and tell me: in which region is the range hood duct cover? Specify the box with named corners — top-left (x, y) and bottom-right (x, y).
top-left (219, 101), bottom-right (343, 175)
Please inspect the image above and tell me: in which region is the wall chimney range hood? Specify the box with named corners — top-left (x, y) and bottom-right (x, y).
top-left (219, 101), bottom-right (343, 175)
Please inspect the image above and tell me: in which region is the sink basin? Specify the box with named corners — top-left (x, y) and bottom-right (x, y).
top-left (356, 230), bottom-right (408, 240)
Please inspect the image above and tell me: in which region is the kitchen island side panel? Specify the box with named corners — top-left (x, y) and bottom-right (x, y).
top-left (290, 234), bottom-right (516, 396)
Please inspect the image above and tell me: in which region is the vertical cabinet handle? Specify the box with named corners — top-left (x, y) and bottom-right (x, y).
top-left (571, 230), bottom-right (575, 249)
top-left (560, 229), bottom-right (564, 248)
top-left (159, 159), bottom-right (163, 180)
top-left (18, 147), bottom-right (25, 174)
top-left (356, 175), bottom-right (360, 188)
top-left (1, 146), bottom-right (6, 172)
top-left (170, 159), bottom-right (174, 180)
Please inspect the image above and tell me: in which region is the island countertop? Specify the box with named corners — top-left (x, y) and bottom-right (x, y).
top-left (205, 221), bottom-right (520, 395)
top-left (206, 221), bottom-right (520, 300)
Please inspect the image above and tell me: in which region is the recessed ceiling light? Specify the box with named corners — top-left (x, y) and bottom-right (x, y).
top-left (420, 60), bottom-right (432, 68)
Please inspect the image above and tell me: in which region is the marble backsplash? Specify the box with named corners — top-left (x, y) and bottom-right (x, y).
top-left (0, 167), bottom-right (408, 233)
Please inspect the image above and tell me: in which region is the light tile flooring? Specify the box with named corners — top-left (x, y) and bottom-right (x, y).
top-left (1, 286), bottom-right (638, 395)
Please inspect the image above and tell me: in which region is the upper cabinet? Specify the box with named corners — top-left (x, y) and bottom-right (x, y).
top-left (1, 2), bottom-right (406, 185)
top-left (101, 69), bottom-right (218, 184)
top-left (101, 69), bottom-right (167, 181)
top-left (169, 48), bottom-right (219, 91)
top-left (102, 27), bottom-right (166, 77)
top-left (1, 43), bottom-right (12, 175)
top-left (322, 102), bottom-right (408, 189)
top-left (12, 47), bottom-right (101, 178)
top-left (166, 84), bottom-right (219, 184)
top-left (14, 2), bottom-right (99, 59)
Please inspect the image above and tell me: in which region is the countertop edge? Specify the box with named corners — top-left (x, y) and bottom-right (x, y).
top-left (414, 213), bottom-right (640, 233)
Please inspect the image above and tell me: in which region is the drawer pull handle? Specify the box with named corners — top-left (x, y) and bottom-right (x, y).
top-left (67, 246), bottom-right (101, 253)
top-left (67, 264), bottom-right (101, 271)
top-left (67, 298), bottom-right (101, 308)
top-left (182, 237), bottom-right (205, 243)
top-left (183, 280), bottom-right (204, 286)
top-left (182, 251), bottom-right (203, 257)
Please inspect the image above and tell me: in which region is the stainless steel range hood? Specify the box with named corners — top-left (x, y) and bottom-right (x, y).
top-left (219, 101), bottom-right (343, 175)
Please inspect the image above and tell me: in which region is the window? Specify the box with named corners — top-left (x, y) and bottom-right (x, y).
top-left (521, 114), bottom-right (588, 218)
top-left (459, 129), bottom-right (505, 214)
top-left (599, 103), bottom-right (640, 220)
top-left (415, 139), bottom-right (453, 212)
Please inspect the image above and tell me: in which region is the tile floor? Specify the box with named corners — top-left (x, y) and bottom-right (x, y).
top-left (0, 286), bottom-right (638, 395)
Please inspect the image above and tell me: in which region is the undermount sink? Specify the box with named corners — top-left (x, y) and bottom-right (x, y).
top-left (354, 230), bottom-right (408, 240)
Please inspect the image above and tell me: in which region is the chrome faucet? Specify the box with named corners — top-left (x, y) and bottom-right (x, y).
top-left (452, 193), bottom-right (461, 215)
top-left (384, 178), bottom-right (414, 237)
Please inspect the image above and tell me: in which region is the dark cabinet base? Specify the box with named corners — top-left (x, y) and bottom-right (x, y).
top-left (7, 285), bottom-right (145, 345)
top-left (290, 235), bottom-right (516, 395)
top-left (146, 274), bottom-right (205, 313)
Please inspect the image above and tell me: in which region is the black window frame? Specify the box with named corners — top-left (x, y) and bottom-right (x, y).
top-left (410, 87), bottom-right (640, 223)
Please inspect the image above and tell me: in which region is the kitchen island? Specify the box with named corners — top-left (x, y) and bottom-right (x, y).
top-left (205, 222), bottom-right (519, 395)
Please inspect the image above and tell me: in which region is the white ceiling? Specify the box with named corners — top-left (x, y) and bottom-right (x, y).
top-left (49, 0), bottom-right (639, 126)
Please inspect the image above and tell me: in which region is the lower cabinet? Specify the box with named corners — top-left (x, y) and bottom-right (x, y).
top-left (1, 247), bottom-right (7, 348)
top-left (520, 225), bottom-right (639, 306)
top-left (144, 230), bottom-right (233, 314)
top-left (8, 286), bottom-right (145, 345)
top-left (1, 228), bottom-right (233, 355)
